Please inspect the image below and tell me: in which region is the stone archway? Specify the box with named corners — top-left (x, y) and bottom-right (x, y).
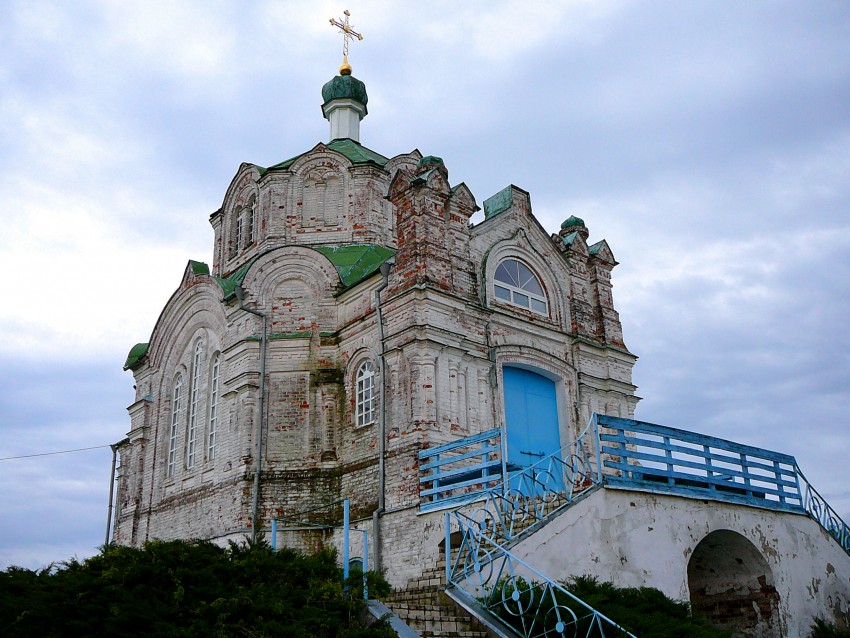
top-left (687, 530), bottom-right (781, 638)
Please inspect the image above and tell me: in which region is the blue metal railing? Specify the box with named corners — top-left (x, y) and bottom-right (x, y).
top-left (445, 508), bottom-right (635, 637)
top-left (434, 412), bottom-right (850, 636)
top-left (596, 414), bottom-right (804, 512)
top-left (596, 414), bottom-right (850, 558)
top-left (798, 469), bottom-right (850, 555)
top-left (419, 428), bottom-right (504, 511)
top-left (442, 420), bottom-right (620, 636)
top-left (441, 418), bottom-right (602, 541)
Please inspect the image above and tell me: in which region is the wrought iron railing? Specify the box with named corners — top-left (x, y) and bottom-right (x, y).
top-left (442, 420), bottom-right (621, 636)
top-left (443, 418), bottom-right (602, 541)
top-left (798, 468), bottom-right (850, 555)
top-left (437, 413), bottom-right (850, 637)
top-left (445, 508), bottom-right (636, 638)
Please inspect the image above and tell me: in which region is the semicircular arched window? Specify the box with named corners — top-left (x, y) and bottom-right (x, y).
top-left (493, 258), bottom-right (548, 315)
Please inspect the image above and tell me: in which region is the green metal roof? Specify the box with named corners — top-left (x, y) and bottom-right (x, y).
top-left (417, 155), bottom-right (444, 168)
top-left (123, 342), bottom-right (150, 371)
top-left (483, 185), bottom-right (513, 219)
top-left (215, 244), bottom-right (393, 298)
top-left (314, 244), bottom-right (395, 288)
top-left (215, 257), bottom-right (258, 300)
top-left (189, 260), bottom-right (210, 275)
top-left (560, 231), bottom-right (579, 247)
top-left (260, 139), bottom-right (389, 175)
top-left (321, 73), bottom-right (368, 110)
top-left (561, 215), bottom-right (585, 229)
top-left (588, 240), bottom-right (605, 255)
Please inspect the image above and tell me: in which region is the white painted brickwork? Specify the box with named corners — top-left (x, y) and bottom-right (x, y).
top-left (113, 141), bottom-right (637, 587)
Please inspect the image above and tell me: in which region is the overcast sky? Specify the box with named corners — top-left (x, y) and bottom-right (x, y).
top-left (1, 0), bottom-right (848, 570)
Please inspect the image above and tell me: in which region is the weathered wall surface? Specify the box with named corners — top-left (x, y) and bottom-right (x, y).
top-left (510, 488), bottom-right (850, 636)
top-left (114, 145), bottom-right (640, 591)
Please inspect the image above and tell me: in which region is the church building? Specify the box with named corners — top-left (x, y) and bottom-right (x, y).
top-left (113, 17), bottom-right (850, 637)
top-left (113, 52), bottom-right (637, 583)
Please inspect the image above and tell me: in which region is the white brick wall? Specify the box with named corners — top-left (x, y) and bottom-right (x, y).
top-left (114, 145), bottom-right (637, 585)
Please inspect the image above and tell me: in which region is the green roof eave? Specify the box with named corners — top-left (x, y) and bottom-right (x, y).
top-left (123, 342), bottom-right (150, 371)
top-left (216, 256), bottom-right (259, 300)
top-left (313, 244), bottom-right (396, 288)
top-left (259, 139), bottom-right (389, 176)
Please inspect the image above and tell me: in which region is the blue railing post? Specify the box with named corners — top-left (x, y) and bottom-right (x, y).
top-left (343, 499), bottom-right (350, 590)
top-left (362, 530), bottom-right (369, 601)
top-left (592, 414), bottom-right (603, 483)
top-left (445, 511), bottom-right (451, 586)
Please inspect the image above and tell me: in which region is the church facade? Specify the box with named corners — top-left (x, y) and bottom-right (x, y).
top-left (113, 64), bottom-right (638, 582)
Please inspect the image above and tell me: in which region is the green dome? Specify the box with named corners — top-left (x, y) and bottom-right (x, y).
top-left (417, 155), bottom-right (444, 168)
top-left (561, 215), bottom-right (585, 229)
top-left (321, 74), bottom-right (368, 110)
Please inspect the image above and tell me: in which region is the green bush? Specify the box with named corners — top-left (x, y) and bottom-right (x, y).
top-left (811, 617), bottom-right (850, 638)
top-left (0, 539), bottom-right (394, 638)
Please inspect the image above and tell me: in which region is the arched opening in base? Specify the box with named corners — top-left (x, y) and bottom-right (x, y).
top-left (687, 529), bottom-right (781, 638)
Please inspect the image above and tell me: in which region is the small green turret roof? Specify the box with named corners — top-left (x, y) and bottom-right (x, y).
top-left (123, 342), bottom-right (150, 371)
top-left (189, 260), bottom-right (209, 275)
top-left (321, 74), bottom-right (368, 111)
top-left (417, 155), bottom-right (444, 168)
top-left (559, 231), bottom-right (580, 247)
top-left (561, 215), bottom-right (585, 229)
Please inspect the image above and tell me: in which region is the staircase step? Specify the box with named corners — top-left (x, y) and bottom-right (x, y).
top-left (383, 580), bottom-right (489, 638)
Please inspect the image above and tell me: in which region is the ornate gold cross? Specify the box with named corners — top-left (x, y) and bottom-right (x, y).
top-left (329, 9), bottom-right (363, 74)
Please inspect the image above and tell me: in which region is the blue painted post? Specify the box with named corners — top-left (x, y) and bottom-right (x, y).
top-left (792, 463), bottom-right (804, 511)
top-left (343, 499), bottom-right (350, 592)
top-left (433, 452), bottom-right (440, 506)
top-left (363, 531), bottom-right (369, 601)
top-left (704, 444), bottom-right (714, 493)
top-left (271, 518), bottom-right (277, 552)
top-left (592, 415), bottom-right (603, 483)
top-left (444, 512), bottom-right (451, 585)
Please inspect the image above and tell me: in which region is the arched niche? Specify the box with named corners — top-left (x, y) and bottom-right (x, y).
top-left (687, 529), bottom-right (781, 638)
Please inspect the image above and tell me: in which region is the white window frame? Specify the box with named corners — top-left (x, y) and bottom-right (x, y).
top-left (245, 200), bottom-right (256, 247)
top-left (167, 373), bottom-right (183, 478)
top-left (207, 353), bottom-right (220, 461)
top-left (235, 212), bottom-right (244, 255)
top-left (355, 360), bottom-right (377, 428)
top-left (493, 258), bottom-right (548, 316)
top-left (186, 340), bottom-right (203, 469)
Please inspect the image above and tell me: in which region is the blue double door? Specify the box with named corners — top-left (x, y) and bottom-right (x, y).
top-left (503, 367), bottom-right (563, 491)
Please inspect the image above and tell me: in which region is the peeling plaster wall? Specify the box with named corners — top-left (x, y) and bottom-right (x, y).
top-left (510, 488), bottom-right (850, 635)
top-left (114, 148), bottom-right (640, 588)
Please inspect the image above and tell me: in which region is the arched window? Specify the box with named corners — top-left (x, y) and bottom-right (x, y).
top-left (493, 258), bottom-right (548, 315)
top-left (207, 353), bottom-right (220, 461)
top-left (234, 212), bottom-right (244, 254)
top-left (245, 199), bottom-right (256, 246)
top-left (355, 361), bottom-right (376, 427)
top-left (167, 373), bottom-right (183, 478)
top-left (186, 340), bottom-right (203, 469)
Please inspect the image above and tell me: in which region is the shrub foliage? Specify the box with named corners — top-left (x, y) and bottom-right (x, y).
top-left (0, 539), bottom-right (393, 638)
